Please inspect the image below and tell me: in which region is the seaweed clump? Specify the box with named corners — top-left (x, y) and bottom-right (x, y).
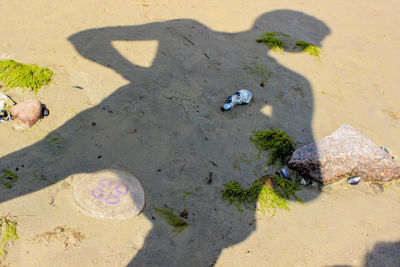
top-left (250, 129), bottom-right (295, 165)
top-left (256, 32), bottom-right (290, 53)
top-left (222, 176), bottom-right (302, 216)
top-left (154, 206), bottom-right (189, 233)
top-left (0, 170), bottom-right (19, 189)
top-left (0, 216), bottom-right (19, 258)
top-left (295, 41), bottom-right (321, 58)
top-left (0, 60), bottom-right (53, 94)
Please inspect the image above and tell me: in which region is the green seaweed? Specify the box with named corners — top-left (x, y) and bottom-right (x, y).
top-left (0, 170), bottom-right (19, 189)
top-left (0, 216), bottom-right (19, 258)
top-left (45, 133), bottom-right (65, 149)
top-left (256, 32), bottom-right (290, 53)
top-left (33, 172), bottom-right (55, 185)
top-left (250, 129), bottom-right (295, 165)
top-left (182, 191), bottom-right (193, 199)
top-left (221, 176), bottom-right (301, 216)
top-left (154, 206), bottom-right (189, 233)
top-left (275, 92), bottom-right (284, 100)
top-left (233, 162), bottom-right (241, 170)
top-left (182, 191), bottom-right (193, 209)
top-left (246, 63), bottom-right (272, 87)
top-left (0, 60), bottom-right (53, 94)
top-left (295, 41), bottom-right (321, 58)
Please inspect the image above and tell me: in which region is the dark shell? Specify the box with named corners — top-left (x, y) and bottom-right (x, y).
top-left (281, 168), bottom-right (290, 179)
top-left (347, 176), bottom-right (361, 185)
top-left (380, 146), bottom-right (389, 153)
top-left (42, 108), bottom-right (49, 117)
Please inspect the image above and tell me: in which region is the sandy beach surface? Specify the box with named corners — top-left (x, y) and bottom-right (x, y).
top-left (1, 0), bottom-right (400, 266)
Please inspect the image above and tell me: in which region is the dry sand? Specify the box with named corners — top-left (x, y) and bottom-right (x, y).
top-left (1, 0), bottom-right (400, 266)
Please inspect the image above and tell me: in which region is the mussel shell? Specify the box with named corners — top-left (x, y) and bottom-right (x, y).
top-left (42, 108), bottom-right (49, 117)
top-left (281, 168), bottom-right (290, 179)
top-left (347, 176), bottom-right (361, 185)
top-left (380, 146), bottom-right (389, 153)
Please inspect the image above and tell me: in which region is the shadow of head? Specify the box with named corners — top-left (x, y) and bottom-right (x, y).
top-left (252, 9), bottom-right (330, 50)
top-left (68, 9), bottom-right (330, 81)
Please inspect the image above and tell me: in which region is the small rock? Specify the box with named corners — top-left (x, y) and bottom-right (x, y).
top-left (10, 99), bottom-right (42, 128)
top-left (311, 181), bottom-right (319, 187)
top-left (179, 209), bottom-right (189, 219)
top-left (300, 178), bottom-right (307, 185)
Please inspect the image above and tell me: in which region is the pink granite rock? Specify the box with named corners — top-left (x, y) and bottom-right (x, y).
top-left (10, 99), bottom-right (42, 128)
top-left (288, 125), bottom-right (400, 185)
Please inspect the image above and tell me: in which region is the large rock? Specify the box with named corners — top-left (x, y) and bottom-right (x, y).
top-left (288, 125), bottom-right (400, 185)
top-left (10, 99), bottom-right (42, 128)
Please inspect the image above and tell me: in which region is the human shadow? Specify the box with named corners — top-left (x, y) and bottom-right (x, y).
top-left (364, 241), bottom-right (400, 267)
top-left (0, 10), bottom-right (329, 266)
top-left (326, 240), bottom-right (400, 267)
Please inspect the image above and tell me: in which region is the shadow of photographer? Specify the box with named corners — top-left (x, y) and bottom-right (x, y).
top-left (1, 9), bottom-right (330, 266)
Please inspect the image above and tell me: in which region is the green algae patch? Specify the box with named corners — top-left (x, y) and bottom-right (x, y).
top-left (295, 41), bottom-right (321, 58)
top-left (0, 216), bottom-right (19, 258)
top-left (256, 32), bottom-right (290, 53)
top-left (0, 170), bottom-right (19, 189)
top-left (154, 206), bottom-right (189, 233)
top-left (250, 129), bottom-right (295, 165)
top-left (245, 62), bottom-right (273, 87)
top-left (0, 60), bottom-right (53, 94)
top-left (45, 133), bottom-right (65, 150)
top-left (222, 176), bottom-right (302, 216)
